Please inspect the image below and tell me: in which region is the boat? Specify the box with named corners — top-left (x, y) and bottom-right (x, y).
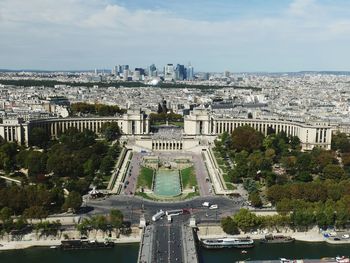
top-left (236, 256), bottom-right (349, 263)
top-left (201, 237), bottom-right (254, 249)
top-left (336, 256), bottom-right (350, 263)
top-left (60, 239), bottom-right (115, 250)
top-left (260, 234), bottom-right (295, 244)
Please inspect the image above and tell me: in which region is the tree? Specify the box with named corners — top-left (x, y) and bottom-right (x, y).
top-left (233, 150), bottom-right (249, 178)
top-left (248, 151), bottom-right (264, 174)
top-left (233, 209), bottom-right (261, 232)
top-left (90, 215), bottom-right (109, 231)
top-left (70, 102), bottom-right (124, 116)
top-left (59, 128), bottom-right (96, 150)
top-left (243, 178), bottom-right (259, 193)
top-left (290, 136), bottom-right (301, 150)
top-left (332, 132), bottom-right (350, 152)
top-left (295, 171), bottom-right (313, 182)
top-left (0, 142), bottom-right (18, 172)
top-left (109, 209), bottom-right (123, 229)
top-left (221, 216), bottom-right (239, 235)
top-left (322, 164), bottom-right (346, 180)
top-left (290, 208), bottom-right (315, 230)
top-left (311, 148), bottom-right (335, 173)
top-left (99, 155), bottom-right (115, 176)
top-left (276, 198), bottom-right (294, 215)
top-left (264, 171), bottom-right (277, 187)
top-left (281, 155), bottom-right (297, 173)
top-left (29, 127), bottom-right (50, 148)
top-left (23, 206), bottom-right (48, 221)
top-left (249, 192), bottom-right (263, 208)
top-left (62, 191), bottom-right (82, 212)
top-left (231, 126), bottom-right (264, 152)
top-left (0, 207), bottom-right (13, 222)
top-left (101, 122), bottom-right (121, 142)
top-left (296, 152), bottom-right (314, 173)
top-left (26, 151), bottom-right (47, 178)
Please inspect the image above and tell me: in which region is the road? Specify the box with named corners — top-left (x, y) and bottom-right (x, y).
top-left (153, 218), bottom-right (183, 263)
top-left (85, 195), bottom-right (243, 224)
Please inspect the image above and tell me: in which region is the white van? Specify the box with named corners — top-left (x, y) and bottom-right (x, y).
top-left (202, 202), bottom-right (210, 207)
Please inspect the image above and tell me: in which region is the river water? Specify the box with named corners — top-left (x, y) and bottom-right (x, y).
top-left (0, 242), bottom-right (349, 263)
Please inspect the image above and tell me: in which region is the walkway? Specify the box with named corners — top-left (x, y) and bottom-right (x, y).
top-left (123, 152), bottom-right (142, 195)
top-left (202, 148), bottom-right (236, 195)
top-left (111, 149), bottom-right (132, 194)
top-left (192, 153), bottom-right (212, 196)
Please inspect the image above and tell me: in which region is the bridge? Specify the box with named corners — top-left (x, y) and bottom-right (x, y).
top-left (137, 217), bottom-right (199, 263)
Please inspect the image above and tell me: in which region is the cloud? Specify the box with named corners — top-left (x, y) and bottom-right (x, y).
top-left (0, 0), bottom-right (350, 71)
top-left (288, 0), bottom-right (316, 16)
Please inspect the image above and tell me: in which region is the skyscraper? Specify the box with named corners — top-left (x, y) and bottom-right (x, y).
top-left (175, 64), bottom-right (186, 81)
top-left (164, 64), bottom-right (175, 81)
top-left (149, 64), bottom-right (157, 77)
top-left (186, 63), bottom-right (194, 81)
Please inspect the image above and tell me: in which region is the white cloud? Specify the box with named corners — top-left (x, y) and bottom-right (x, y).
top-left (0, 0), bottom-right (349, 71)
top-left (288, 0), bottom-right (316, 16)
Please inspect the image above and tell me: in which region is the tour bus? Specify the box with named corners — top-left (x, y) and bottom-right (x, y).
top-left (165, 209), bottom-right (183, 216)
top-left (152, 210), bottom-right (165, 222)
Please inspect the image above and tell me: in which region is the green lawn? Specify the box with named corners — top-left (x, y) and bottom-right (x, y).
top-left (181, 166), bottom-right (197, 189)
top-left (225, 182), bottom-right (236, 190)
top-left (137, 167), bottom-right (154, 189)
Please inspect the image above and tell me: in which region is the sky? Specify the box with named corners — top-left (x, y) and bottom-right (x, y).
top-left (0, 0), bottom-right (350, 72)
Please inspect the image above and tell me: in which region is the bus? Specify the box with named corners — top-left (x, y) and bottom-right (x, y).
top-left (152, 210), bottom-right (165, 222)
top-left (165, 209), bottom-right (183, 216)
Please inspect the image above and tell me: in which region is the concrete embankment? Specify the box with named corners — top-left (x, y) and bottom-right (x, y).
top-left (0, 227), bottom-right (141, 251)
top-left (197, 225), bottom-right (350, 244)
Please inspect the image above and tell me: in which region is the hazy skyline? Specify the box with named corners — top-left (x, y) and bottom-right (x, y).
top-left (0, 0), bottom-right (350, 72)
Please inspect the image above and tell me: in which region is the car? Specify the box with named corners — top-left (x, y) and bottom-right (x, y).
top-left (209, 204), bottom-right (218, 210)
top-left (202, 202), bottom-right (210, 207)
top-left (342, 234), bottom-right (349, 239)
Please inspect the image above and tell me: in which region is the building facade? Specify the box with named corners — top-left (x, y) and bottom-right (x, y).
top-left (0, 109), bottom-right (149, 145)
top-left (184, 108), bottom-right (333, 150)
top-left (0, 107), bottom-right (333, 150)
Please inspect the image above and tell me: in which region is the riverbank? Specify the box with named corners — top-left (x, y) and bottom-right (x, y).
top-left (197, 225), bottom-right (350, 244)
top-left (0, 227), bottom-right (141, 251)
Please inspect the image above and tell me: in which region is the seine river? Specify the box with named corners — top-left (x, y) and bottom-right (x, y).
top-left (0, 242), bottom-right (349, 263)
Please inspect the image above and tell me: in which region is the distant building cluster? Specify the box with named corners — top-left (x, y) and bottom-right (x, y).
top-left (1, 71), bottom-right (350, 149)
top-left (109, 63), bottom-right (195, 82)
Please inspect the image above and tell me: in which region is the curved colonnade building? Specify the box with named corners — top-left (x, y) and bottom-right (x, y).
top-left (0, 108), bottom-right (332, 150)
top-left (184, 108), bottom-right (332, 151)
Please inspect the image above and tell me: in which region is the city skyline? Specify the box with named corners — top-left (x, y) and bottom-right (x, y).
top-left (1, 0), bottom-right (350, 72)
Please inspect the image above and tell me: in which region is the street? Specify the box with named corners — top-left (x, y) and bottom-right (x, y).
top-left (85, 195), bottom-right (244, 224)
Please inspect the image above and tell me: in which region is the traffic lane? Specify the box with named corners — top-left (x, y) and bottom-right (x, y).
top-left (192, 154), bottom-right (211, 197)
top-left (152, 219), bottom-right (183, 263)
top-left (86, 196), bottom-right (243, 219)
top-left (169, 220), bottom-right (183, 263)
